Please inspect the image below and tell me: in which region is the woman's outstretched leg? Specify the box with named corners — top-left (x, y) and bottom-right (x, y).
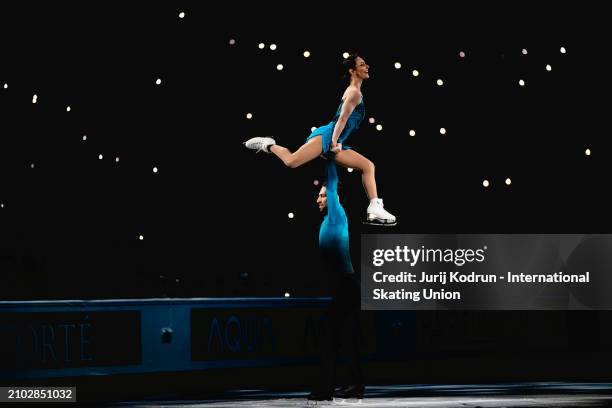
top-left (333, 149), bottom-right (396, 224)
top-left (244, 136), bottom-right (323, 169)
top-left (270, 136), bottom-right (323, 168)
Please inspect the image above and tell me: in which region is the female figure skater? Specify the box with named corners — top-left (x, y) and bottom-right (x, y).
top-left (244, 53), bottom-right (396, 224)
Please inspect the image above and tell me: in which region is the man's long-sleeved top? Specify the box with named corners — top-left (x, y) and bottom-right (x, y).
top-left (319, 160), bottom-right (354, 275)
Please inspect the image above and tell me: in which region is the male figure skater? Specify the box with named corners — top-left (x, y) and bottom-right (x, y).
top-left (308, 159), bottom-right (365, 402)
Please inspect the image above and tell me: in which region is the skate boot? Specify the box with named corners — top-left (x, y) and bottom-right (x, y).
top-left (243, 137), bottom-right (275, 153)
top-left (333, 384), bottom-right (365, 401)
top-left (365, 198), bottom-right (396, 225)
top-left (307, 388), bottom-right (333, 402)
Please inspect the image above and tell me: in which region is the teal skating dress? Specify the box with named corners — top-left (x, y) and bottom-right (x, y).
top-left (319, 160), bottom-right (354, 275)
top-left (306, 96), bottom-right (365, 154)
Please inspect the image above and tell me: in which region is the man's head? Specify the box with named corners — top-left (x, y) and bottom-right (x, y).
top-left (317, 182), bottom-right (342, 212)
top-left (317, 185), bottom-right (327, 212)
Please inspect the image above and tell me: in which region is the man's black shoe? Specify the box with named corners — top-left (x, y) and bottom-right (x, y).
top-left (307, 389), bottom-right (333, 401)
top-left (333, 384), bottom-right (365, 399)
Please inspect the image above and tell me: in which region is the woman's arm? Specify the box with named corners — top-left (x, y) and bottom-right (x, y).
top-left (330, 90), bottom-right (361, 152)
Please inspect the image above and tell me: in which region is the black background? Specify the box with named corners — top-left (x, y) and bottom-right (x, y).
top-left (0, 2), bottom-right (608, 299)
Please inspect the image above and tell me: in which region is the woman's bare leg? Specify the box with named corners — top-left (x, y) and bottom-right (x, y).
top-left (333, 149), bottom-right (377, 200)
top-left (270, 136), bottom-right (323, 168)
top-left (333, 148), bottom-right (396, 223)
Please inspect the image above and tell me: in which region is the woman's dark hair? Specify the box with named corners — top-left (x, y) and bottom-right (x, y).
top-left (342, 53), bottom-right (361, 80)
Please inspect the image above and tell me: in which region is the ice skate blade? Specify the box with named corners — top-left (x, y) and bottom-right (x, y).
top-left (363, 219), bottom-right (397, 227)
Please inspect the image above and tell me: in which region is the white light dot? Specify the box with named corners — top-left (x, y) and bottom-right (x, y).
top-left (98, 154), bottom-right (103, 160)
top-left (376, 124), bottom-right (382, 131)
top-left (3, 83), bottom-right (7, 89)
top-left (347, 168), bottom-right (354, 173)
top-left (522, 48), bottom-right (528, 55)
top-left (0, 203), bottom-right (3, 208)
top-left (229, 39), bottom-right (236, 45)
top-left (178, 11), bottom-right (185, 19)
top-left (560, 46), bottom-right (566, 54)
top-left (409, 130), bottom-right (416, 137)
top-left (311, 126), bottom-right (317, 132)
top-left (270, 44), bottom-right (277, 50)
top-left (459, 51), bottom-right (466, 58)
top-left (115, 157), bottom-right (120, 162)
top-left (483, 180), bottom-right (490, 187)
top-left (368, 117), bottom-right (375, 124)
top-left (546, 64), bottom-right (552, 71)
top-left (440, 128), bottom-right (447, 135)
top-left (412, 69), bottom-right (419, 77)
top-left (394, 62), bottom-right (401, 69)
top-left (246, 112), bottom-right (253, 119)
top-left (153, 167), bottom-right (158, 173)
top-left (313, 179), bottom-right (319, 186)
top-left (343, 52), bottom-right (350, 59)
top-left (505, 178), bottom-right (512, 185)
top-left (284, 292), bottom-right (290, 297)
top-left (82, 135), bottom-right (87, 141)
top-left (32, 94), bottom-right (38, 103)
top-left (139, 235), bottom-right (144, 240)
top-left (156, 78), bottom-right (162, 85)
top-left (585, 148), bottom-right (591, 156)
top-left (437, 79), bottom-right (444, 86)
top-left (288, 212), bottom-right (294, 219)
top-left (30, 163), bottom-right (35, 169)
top-left (303, 51), bottom-right (310, 58)
top-left (258, 43), bottom-right (265, 49)
top-left (519, 79), bottom-right (525, 86)
top-left (276, 64), bottom-right (284, 71)
top-left (66, 106), bottom-right (71, 112)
